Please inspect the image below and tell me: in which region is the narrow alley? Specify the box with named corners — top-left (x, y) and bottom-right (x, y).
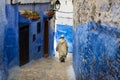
top-left (0, 0), bottom-right (120, 80)
top-left (8, 53), bottom-right (76, 80)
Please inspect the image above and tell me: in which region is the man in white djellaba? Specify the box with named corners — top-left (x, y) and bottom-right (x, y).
top-left (56, 35), bottom-right (68, 62)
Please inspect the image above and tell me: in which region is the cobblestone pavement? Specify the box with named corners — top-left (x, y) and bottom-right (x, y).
top-left (8, 53), bottom-right (76, 80)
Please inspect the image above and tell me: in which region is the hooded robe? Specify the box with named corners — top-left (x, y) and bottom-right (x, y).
top-left (56, 38), bottom-right (68, 60)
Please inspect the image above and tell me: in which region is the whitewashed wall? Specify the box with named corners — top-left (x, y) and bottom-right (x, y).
top-left (56, 0), bottom-right (73, 26)
top-left (6, 0), bottom-right (18, 4)
top-left (73, 0), bottom-right (120, 28)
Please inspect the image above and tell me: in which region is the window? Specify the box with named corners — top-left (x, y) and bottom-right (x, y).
top-left (37, 22), bottom-right (41, 34)
top-left (33, 34), bottom-right (36, 42)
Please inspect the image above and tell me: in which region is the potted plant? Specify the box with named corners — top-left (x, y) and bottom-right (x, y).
top-left (21, 10), bottom-right (40, 20)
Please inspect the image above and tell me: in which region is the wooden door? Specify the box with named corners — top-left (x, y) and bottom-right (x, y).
top-left (44, 19), bottom-right (49, 57)
top-left (19, 24), bottom-right (29, 66)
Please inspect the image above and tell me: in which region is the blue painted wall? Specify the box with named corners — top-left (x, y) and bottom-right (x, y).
top-left (0, 4), bottom-right (19, 80)
top-left (56, 24), bottom-right (73, 53)
top-left (73, 22), bottom-right (120, 80)
top-left (28, 19), bottom-right (44, 60)
top-left (0, 0), bottom-right (7, 79)
top-left (5, 4), bottom-right (19, 69)
top-left (0, 18), bottom-right (6, 80)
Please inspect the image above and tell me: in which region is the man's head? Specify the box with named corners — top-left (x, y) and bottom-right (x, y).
top-left (60, 35), bottom-right (64, 39)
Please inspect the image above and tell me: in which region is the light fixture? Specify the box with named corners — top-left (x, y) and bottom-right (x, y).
top-left (54, 0), bottom-right (61, 11)
top-left (51, 0), bottom-right (61, 11)
top-left (10, 0), bottom-right (16, 5)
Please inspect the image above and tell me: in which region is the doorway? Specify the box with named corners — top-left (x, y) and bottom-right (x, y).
top-left (44, 19), bottom-right (49, 57)
top-left (19, 24), bottom-right (29, 66)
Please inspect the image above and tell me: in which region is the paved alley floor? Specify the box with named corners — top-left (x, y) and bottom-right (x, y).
top-left (8, 53), bottom-right (76, 80)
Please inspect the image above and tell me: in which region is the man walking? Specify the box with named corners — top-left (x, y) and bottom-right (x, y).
top-left (56, 35), bottom-right (68, 62)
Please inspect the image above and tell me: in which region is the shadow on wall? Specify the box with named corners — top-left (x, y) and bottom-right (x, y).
top-left (73, 22), bottom-right (120, 80)
top-left (56, 24), bottom-right (73, 53)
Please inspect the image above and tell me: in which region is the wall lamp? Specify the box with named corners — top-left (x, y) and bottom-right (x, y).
top-left (51, 0), bottom-right (61, 11)
top-left (10, 0), bottom-right (21, 5)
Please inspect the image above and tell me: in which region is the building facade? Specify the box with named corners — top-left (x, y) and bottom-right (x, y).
top-left (0, 0), bottom-right (55, 79)
top-left (73, 0), bottom-right (120, 80)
